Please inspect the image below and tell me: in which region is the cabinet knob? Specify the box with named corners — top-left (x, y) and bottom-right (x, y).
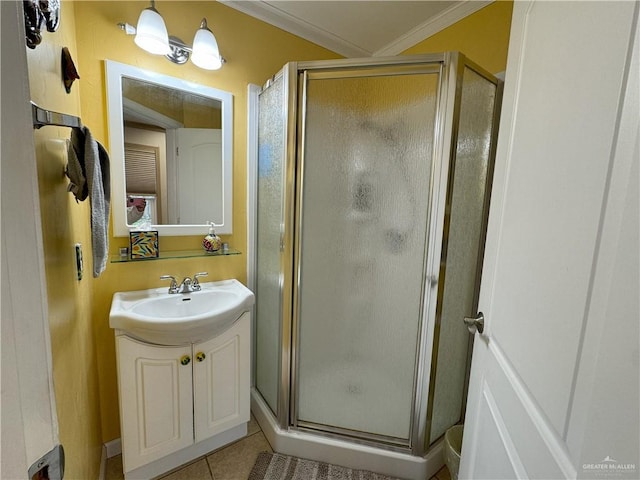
top-left (195, 352), bottom-right (206, 362)
top-left (180, 355), bottom-right (191, 366)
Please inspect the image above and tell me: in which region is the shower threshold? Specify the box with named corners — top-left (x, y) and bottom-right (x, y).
top-left (250, 388), bottom-right (444, 480)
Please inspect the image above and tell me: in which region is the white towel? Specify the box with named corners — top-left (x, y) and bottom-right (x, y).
top-left (67, 126), bottom-right (111, 277)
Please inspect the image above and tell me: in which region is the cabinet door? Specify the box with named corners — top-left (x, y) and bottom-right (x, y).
top-left (193, 313), bottom-right (251, 442)
top-left (116, 336), bottom-right (194, 473)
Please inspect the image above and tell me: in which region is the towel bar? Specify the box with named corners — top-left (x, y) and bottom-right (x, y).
top-left (31, 102), bottom-right (81, 129)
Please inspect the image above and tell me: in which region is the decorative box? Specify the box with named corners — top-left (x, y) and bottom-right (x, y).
top-left (129, 231), bottom-right (159, 259)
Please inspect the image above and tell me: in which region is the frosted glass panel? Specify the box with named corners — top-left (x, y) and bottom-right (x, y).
top-left (429, 68), bottom-right (497, 443)
top-left (255, 74), bottom-right (286, 415)
top-left (297, 72), bottom-right (439, 440)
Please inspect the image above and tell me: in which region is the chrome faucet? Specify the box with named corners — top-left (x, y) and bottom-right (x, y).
top-left (160, 275), bottom-right (179, 294)
top-left (178, 277), bottom-right (193, 293)
top-left (192, 272), bottom-right (208, 290)
top-left (160, 272), bottom-right (208, 294)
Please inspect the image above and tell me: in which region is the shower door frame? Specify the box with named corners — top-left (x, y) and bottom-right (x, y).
top-left (424, 57), bottom-right (504, 447)
top-left (275, 61), bottom-right (299, 431)
top-left (284, 54), bottom-right (459, 457)
top-left (252, 61), bottom-right (300, 430)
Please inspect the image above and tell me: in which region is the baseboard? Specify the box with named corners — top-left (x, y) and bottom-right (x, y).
top-left (99, 439), bottom-right (121, 480)
top-left (98, 445), bottom-right (107, 480)
top-left (105, 438), bottom-right (122, 458)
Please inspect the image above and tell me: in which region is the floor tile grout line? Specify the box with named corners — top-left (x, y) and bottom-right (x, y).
top-left (109, 426), bottom-right (266, 480)
top-left (205, 454), bottom-right (215, 480)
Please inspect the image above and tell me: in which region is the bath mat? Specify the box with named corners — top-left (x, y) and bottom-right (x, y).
top-left (248, 451), bottom-right (405, 480)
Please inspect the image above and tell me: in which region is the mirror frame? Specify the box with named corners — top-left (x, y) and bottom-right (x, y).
top-left (105, 60), bottom-right (233, 236)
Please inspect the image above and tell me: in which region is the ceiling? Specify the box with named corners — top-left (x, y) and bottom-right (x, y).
top-left (221, 0), bottom-right (492, 57)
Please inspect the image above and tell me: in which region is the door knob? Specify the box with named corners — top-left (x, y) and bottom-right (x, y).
top-left (464, 312), bottom-right (485, 334)
top-left (195, 352), bottom-right (206, 362)
top-left (180, 355), bottom-right (191, 365)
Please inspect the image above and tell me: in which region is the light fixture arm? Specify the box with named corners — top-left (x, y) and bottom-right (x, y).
top-left (167, 36), bottom-right (192, 52)
top-left (118, 2), bottom-right (225, 70)
top-left (117, 21), bottom-right (226, 66)
top-left (118, 22), bottom-right (136, 35)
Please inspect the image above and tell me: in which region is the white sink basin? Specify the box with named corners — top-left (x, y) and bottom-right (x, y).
top-left (109, 279), bottom-right (254, 345)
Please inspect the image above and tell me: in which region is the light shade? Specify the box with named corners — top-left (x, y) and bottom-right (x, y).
top-left (134, 6), bottom-right (170, 55)
top-left (190, 18), bottom-right (222, 70)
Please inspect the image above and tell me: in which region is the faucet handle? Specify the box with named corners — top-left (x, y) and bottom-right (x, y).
top-left (192, 272), bottom-right (208, 290)
top-left (160, 275), bottom-right (178, 293)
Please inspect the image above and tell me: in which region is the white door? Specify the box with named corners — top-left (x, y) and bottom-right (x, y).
top-left (1, 1), bottom-right (60, 478)
top-left (193, 313), bottom-right (251, 443)
top-left (116, 337), bottom-right (194, 473)
top-left (175, 128), bottom-right (223, 225)
top-left (461, 2), bottom-right (639, 479)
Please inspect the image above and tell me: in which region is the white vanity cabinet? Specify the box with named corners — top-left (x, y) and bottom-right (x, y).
top-left (193, 315), bottom-right (250, 442)
top-left (115, 312), bottom-right (251, 479)
top-left (117, 339), bottom-right (193, 472)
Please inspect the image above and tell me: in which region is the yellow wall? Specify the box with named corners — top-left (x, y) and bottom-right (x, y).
top-left (72, 0), bottom-right (341, 443)
top-left (26, 2), bottom-right (103, 479)
top-left (402, 1), bottom-right (513, 74)
top-left (25, 1), bottom-right (512, 476)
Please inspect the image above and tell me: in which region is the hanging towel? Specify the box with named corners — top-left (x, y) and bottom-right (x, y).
top-left (67, 126), bottom-right (111, 277)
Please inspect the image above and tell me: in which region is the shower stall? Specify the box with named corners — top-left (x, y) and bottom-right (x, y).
top-left (251, 53), bottom-right (502, 479)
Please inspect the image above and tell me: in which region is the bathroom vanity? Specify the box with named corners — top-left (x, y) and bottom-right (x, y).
top-left (110, 279), bottom-right (254, 479)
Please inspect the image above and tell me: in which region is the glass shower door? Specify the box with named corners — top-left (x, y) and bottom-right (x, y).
top-left (293, 67), bottom-right (440, 444)
top-left (427, 65), bottom-right (499, 444)
top-left (255, 71), bottom-right (287, 416)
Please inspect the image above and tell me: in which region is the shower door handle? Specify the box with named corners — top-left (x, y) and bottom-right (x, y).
top-left (464, 312), bottom-right (485, 334)
top-left (280, 224), bottom-right (285, 252)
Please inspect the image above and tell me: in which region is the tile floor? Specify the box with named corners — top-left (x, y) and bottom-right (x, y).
top-left (105, 415), bottom-right (451, 480)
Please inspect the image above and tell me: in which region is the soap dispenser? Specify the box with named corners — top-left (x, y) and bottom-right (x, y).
top-left (202, 222), bottom-right (222, 252)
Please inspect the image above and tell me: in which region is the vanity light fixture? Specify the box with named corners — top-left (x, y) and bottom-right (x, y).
top-left (191, 19), bottom-right (223, 70)
top-left (132, 1), bottom-right (169, 55)
top-left (118, 1), bottom-right (225, 70)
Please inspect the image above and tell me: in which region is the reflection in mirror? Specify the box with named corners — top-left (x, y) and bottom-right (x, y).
top-left (106, 60), bottom-right (233, 236)
top-left (122, 77), bottom-right (223, 227)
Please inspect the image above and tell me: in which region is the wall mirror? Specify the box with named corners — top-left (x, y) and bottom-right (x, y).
top-left (106, 60), bottom-right (233, 236)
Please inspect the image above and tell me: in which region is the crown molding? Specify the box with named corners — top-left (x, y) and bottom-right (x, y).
top-left (373, 1), bottom-right (494, 56)
top-left (221, 1), bottom-right (493, 58)
top-left (220, 0), bottom-right (371, 57)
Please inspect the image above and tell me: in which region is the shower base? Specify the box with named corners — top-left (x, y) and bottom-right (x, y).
top-left (251, 388), bottom-right (444, 480)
